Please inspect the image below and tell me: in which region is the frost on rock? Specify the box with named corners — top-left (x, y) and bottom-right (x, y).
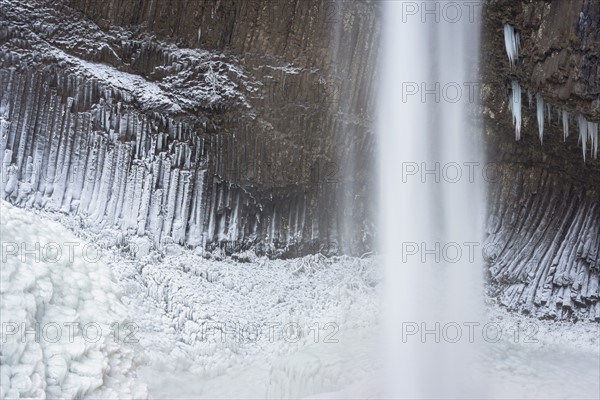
top-left (509, 80), bottom-right (522, 140)
top-left (503, 24), bottom-right (520, 67)
top-left (0, 0), bottom-right (336, 257)
top-left (0, 201), bottom-right (147, 399)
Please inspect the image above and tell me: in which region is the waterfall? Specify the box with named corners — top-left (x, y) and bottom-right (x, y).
top-left (378, 1), bottom-right (486, 397)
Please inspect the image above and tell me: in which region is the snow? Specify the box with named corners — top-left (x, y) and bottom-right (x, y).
top-left (2, 203), bottom-right (599, 399)
top-left (25, 205), bottom-right (380, 398)
top-left (76, 58), bottom-right (182, 114)
top-left (102, 251), bottom-right (380, 398)
top-left (503, 24), bottom-right (519, 67)
top-left (480, 304), bottom-right (600, 399)
top-left (266, 64), bottom-right (304, 75)
top-left (0, 200), bottom-right (147, 399)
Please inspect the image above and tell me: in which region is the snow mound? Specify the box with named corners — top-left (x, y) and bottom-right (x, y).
top-left (0, 201), bottom-right (147, 399)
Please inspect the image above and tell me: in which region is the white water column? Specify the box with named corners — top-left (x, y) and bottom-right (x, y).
top-left (378, 1), bottom-right (487, 397)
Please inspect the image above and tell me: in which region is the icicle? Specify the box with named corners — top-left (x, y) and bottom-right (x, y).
top-left (536, 93), bottom-right (544, 143)
top-left (527, 90), bottom-right (533, 109)
top-left (546, 103), bottom-right (552, 125)
top-left (587, 121), bottom-right (598, 159)
top-left (578, 114), bottom-right (587, 161)
top-left (562, 110), bottom-right (569, 141)
top-left (510, 80), bottom-right (522, 140)
top-left (503, 24), bottom-right (519, 67)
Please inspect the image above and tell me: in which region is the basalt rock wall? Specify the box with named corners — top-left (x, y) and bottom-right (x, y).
top-left (483, 0), bottom-right (600, 320)
top-left (0, 0), bottom-right (380, 257)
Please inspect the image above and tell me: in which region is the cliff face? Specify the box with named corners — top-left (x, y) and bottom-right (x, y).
top-left (1, 0), bottom-right (598, 320)
top-left (0, 0), bottom-right (380, 257)
top-left (482, 0), bottom-right (600, 320)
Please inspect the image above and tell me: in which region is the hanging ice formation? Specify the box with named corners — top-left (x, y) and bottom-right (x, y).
top-left (562, 110), bottom-right (569, 141)
top-left (578, 114), bottom-right (588, 161)
top-left (536, 93), bottom-right (544, 143)
top-left (577, 115), bottom-right (599, 161)
top-left (502, 23), bottom-right (598, 161)
top-left (588, 122), bottom-right (598, 159)
top-left (503, 24), bottom-right (520, 67)
top-left (510, 80), bottom-right (522, 140)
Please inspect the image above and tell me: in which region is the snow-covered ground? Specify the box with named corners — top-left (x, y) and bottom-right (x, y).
top-left (1, 201), bottom-right (598, 399)
top-left (101, 246), bottom-right (381, 399)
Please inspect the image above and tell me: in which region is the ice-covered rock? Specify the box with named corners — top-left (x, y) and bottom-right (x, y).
top-left (0, 201), bottom-right (147, 399)
top-left (129, 236), bottom-right (153, 259)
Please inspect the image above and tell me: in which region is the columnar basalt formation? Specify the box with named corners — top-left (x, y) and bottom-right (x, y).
top-left (486, 165), bottom-right (599, 320)
top-left (1, 0), bottom-right (597, 320)
top-left (0, 0), bottom-right (379, 257)
top-left (483, 0), bottom-right (600, 320)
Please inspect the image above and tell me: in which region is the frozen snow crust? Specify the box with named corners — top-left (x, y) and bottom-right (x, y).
top-left (0, 201), bottom-right (147, 399)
